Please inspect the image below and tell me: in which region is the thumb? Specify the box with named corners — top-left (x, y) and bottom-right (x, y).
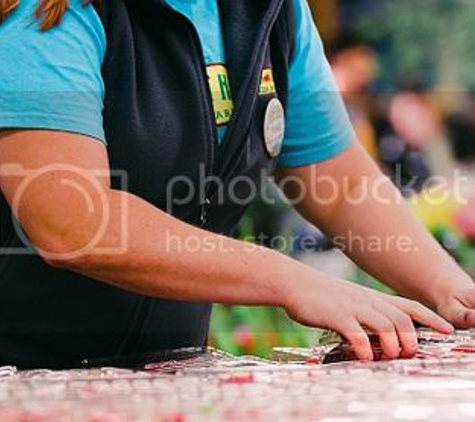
top-left (439, 299), bottom-right (475, 329)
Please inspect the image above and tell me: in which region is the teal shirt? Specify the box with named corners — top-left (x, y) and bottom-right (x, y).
top-left (167, 0), bottom-right (225, 65)
top-left (0, 0), bottom-right (354, 167)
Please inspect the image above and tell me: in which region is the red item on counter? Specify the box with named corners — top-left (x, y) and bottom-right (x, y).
top-left (451, 346), bottom-right (475, 354)
top-left (305, 357), bottom-right (321, 364)
top-left (221, 373), bottom-right (255, 384)
top-left (323, 335), bottom-right (384, 364)
top-left (162, 413), bottom-right (186, 422)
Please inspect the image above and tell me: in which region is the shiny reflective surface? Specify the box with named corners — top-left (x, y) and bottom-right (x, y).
top-left (2, 330), bottom-right (475, 421)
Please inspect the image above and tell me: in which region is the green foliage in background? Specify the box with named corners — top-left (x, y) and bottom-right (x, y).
top-left (210, 305), bottom-right (315, 357)
top-left (357, 0), bottom-right (475, 89)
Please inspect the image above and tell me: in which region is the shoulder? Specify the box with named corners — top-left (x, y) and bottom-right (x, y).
top-left (0, 0), bottom-right (107, 142)
top-left (0, 0), bottom-right (106, 72)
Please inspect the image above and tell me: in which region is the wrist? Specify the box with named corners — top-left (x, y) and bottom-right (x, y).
top-left (257, 248), bottom-right (297, 308)
top-left (426, 263), bottom-right (473, 309)
top-left (273, 254), bottom-right (333, 311)
top-left (267, 251), bottom-right (308, 309)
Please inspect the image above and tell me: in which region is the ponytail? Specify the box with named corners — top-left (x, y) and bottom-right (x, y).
top-left (0, 0), bottom-right (94, 31)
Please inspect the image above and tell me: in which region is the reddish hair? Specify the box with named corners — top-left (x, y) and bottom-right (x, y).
top-left (0, 0), bottom-right (94, 31)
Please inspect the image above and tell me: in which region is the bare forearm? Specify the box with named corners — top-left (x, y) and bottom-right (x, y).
top-left (0, 131), bottom-right (294, 307)
top-left (278, 143), bottom-right (470, 309)
top-left (48, 189), bottom-right (299, 306)
top-left (46, 188), bottom-right (453, 354)
top-left (315, 173), bottom-right (466, 305)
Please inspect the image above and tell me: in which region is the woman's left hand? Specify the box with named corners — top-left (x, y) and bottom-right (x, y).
top-left (433, 277), bottom-right (475, 329)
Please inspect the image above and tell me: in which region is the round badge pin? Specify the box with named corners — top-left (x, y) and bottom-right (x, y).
top-left (263, 98), bottom-right (285, 158)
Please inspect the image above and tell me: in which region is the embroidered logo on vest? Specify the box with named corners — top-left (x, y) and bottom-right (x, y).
top-left (206, 64), bottom-right (235, 126)
top-left (259, 68), bottom-right (277, 96)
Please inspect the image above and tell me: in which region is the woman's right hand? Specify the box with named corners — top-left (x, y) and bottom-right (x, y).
top-left (284, 274), bottom-right (454, 361)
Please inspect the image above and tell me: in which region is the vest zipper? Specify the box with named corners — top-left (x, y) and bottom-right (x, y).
top-left (190, 33), bottom-right (218, 227)
top-left (187, 29), bottom-right (217, 227)
top-left (161, 4), bottom-right (217, 228)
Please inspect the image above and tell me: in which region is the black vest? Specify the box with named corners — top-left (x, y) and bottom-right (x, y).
top-left (0, 0), bottom-right (295, 369)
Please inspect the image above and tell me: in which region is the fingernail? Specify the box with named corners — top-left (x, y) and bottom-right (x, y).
top-left (361, 353), bottom-right (374, 362)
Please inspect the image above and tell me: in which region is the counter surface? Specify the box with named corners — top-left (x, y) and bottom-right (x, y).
top-left (1, 329), bottom-right (475, 421)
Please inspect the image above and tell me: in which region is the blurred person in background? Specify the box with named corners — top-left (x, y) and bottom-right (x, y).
top-left (373, 85), bottom-right (437, 194)
top-left (327, 32), bottom-right (379, 158)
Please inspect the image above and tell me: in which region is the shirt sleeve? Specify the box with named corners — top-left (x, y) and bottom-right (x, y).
top-left (278, 0), bottom-right (355, 167)
top-left (0, 0), bottom-right (107, 143)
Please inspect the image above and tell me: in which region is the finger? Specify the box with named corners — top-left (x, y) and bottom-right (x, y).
top-left (457, 287), bottom-right (475, 309)
top-left (358, 310), bottom-right (400, 360)
top-left (374, 302), bottom-right (418, 359)
top-left (335, 318), bottom-right (373, 361)
top-left (390, 297), bottom-right (454, 334)
top-left (441, 300), bottom-right (475, 329)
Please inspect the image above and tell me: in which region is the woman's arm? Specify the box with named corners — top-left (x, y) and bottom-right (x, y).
top-left (0, 130), bottom-right (287, 305)
top-left (277, 142), bottom-right (475, 328)
top-left (0, 130), bottom-right (453, 360)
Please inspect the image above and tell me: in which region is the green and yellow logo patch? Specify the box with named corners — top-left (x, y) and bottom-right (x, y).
top-left (206, 64), bottom-right (234, 126)
top-left (259, 68), bottom-right (277, 96)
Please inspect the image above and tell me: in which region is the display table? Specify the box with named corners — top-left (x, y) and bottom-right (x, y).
top-left (1, 330), bottom-right (475, 421)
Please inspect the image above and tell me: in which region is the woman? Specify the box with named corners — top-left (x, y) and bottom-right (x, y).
top-left (0, 0), bottom-right (472, 369)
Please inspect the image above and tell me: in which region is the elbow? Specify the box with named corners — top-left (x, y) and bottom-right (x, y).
top-left (42, 252), bottom-right (93, 272)
top-left (35, 232), bottom-right (99, 272)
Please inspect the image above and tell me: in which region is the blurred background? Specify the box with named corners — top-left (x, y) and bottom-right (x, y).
top-left (210, 0), bottom-right (475, 356)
